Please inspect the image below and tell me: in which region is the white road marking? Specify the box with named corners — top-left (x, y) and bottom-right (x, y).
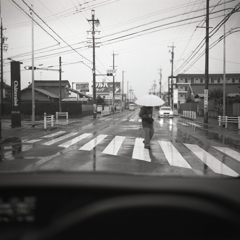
top-left (58, 133), bottom-right (91, 148)
top-left (129, 119), bottom-right (135, 122)
top-left (158, 141), bottom-right (191, 169)
top-left (42, 131), bottom-right (66, 138)
top-left (24, 139), bottom-right (42, 143)
top-left (132, 138), bottom-right (151, 162)
top-left (102, 136), bottom-right (125, 155)
top-left (79, 134), bottom-right (108, 151)
top-left (213, 147), bottom-right (240, 163)
top-left (184, 144), bottom-right (239, 177)
top-left (138, 119), bottom-right (142, 122)
top-left (178, 122), bottom-right (188, 126)
top-left (42, 132), bottom-right (78, 146)
top-left (187, 122), bottom-right (202, 128)
top-left (122, 118), bottom-right (127, 121)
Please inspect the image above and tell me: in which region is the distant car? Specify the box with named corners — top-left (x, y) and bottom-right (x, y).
top-left (158, 106), bottom-right (173, 118)
top-left (129, 104), bottom-right (135, 111)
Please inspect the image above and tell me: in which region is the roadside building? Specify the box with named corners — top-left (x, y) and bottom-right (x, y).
top-left (176, 73), bottom-right (240, 103)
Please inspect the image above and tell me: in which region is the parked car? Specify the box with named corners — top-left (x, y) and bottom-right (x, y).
top-left (158, 106), bottom-right (173, 118)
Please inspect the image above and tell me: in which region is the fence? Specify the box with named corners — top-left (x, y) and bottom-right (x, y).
top-left (182, 110), bottom-right (196, 120)
top-left (218, 116), bottom-right (240, 129)
top-left (56, 112), bottom-right (68, 119)
top-left (44, 113), bottom-right (54, 130)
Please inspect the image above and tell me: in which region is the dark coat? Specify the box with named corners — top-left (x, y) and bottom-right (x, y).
top-left (139, 106), bottom-right (154, 128)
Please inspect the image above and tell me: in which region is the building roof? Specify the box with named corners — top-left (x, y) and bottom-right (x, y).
top-left (21, 87), bottom-right (59, 99)
top-left (28, 80), bottom-right (71, 88)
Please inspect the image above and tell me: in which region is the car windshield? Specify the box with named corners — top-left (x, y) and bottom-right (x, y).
top-left (0, 0), bottom-right (240, 180)
top-left (161, 107), bottom-right (171, 110)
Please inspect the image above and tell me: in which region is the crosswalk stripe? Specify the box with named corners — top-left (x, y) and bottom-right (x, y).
top-left (58, 133), bottom-right (91, 148)
top-left (79, 134), bottom-right (108, 151)
top-left (132, 138), bottom-right (151, 162)
top-left (158, 141), bottom-right (191, 169)
top-left (213, 147), bottom-right (240, 163)
top-left (24, 139), bottom-right (42, 143)
top-left (187, 122), bottom-right (202, 128)
top-left (42, 132), bottom-right (78, 146)
top-left (102, 136), bottom-right (125, 155)
top-left (184, 144), bottom-right (239, 177)
top-left (178, 122), bottom-right (188, 126)
top-left (42, 131), bottom-right (66, 138)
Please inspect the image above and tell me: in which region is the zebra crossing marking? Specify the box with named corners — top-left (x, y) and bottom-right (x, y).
top-left (24, 139), bottom-right (42, 144)
top-left (79, 134), bottom-right (108, 151)
top-left (102, 136), bottom-right (125, 156)
top-left (158, 141), bottom-right (191, 169)
top-left (178, 122), bottom-right (188, 126)
top-left (58, 133), bottom-right (92, 148)
top-left (42, 132), bottom-right (78, 146)
top-left (132, 138), bottom-right (151, 162)
top-left (213, 147), bottom-right (240, 163)
top-left (42, 131), bottom-right (66, 138)
top-left (187, 122), bottom-right (202, 128)
top-left (184, 143), bottom-right (239, 177)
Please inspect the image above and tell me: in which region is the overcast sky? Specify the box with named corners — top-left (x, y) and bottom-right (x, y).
top-left (1, 0), bottom-right (240, 98)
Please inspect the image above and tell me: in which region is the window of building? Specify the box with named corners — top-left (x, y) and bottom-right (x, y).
top-left (200, 78), bottom-right (203, 83)
top-left (185, 78), bottom-right (188, 83)
top-left (232, 78), bottom-right (235, 83)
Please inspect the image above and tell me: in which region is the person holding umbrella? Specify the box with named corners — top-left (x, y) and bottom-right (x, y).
top-left (139, 106), bottom-right (154, 149)
top-left (135, 95), bottom-right (165, 149)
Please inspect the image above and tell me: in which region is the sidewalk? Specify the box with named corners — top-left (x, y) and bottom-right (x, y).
top-left (180, 113), bottom-right (240, 139)
top-left (0, 115), bottom-right (96, 142)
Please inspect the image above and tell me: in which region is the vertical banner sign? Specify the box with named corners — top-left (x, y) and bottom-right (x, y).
top-left (204, 89), bottom-right (208, 114)
top-left (11, 61), bottom-right (21, 128)
top-left (173, 89), bottom-right (178, 104)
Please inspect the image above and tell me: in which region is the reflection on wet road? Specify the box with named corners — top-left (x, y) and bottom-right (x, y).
top-left (0, 112), bottom-right (240, 177)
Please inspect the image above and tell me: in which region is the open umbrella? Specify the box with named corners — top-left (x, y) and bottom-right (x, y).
top-left (135, 94), bottom-right (165, 107)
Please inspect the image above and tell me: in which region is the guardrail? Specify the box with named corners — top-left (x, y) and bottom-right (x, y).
top-left (44, 113), bottom-right (54, 130)
top-left (182, 110), bottom-right (196, 120)
top-left (56, 112), bottom-right (68, 119)
top-left (218, 116), bottom-right (240, 129)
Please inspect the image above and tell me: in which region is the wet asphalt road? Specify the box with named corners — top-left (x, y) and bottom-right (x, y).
top-left (0, 110), bottom-right (240, 177)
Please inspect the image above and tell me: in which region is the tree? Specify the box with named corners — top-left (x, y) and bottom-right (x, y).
top-left (96, 95), bottom-right (104, 105)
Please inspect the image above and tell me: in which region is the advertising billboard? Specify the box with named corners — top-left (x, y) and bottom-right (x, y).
top-left (96, 82), bottom-right (121, 94)
top-left (75, 82), bottom-right (89, 92)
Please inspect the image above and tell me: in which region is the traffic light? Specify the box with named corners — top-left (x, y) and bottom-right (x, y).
top-left (107, 73), bottom-right (113, 76)
top-left (24, 66), bottom-right (37, 70)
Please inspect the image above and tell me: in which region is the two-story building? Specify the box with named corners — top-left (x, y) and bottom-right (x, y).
top-left (175, 73), bottom-right (240, 103)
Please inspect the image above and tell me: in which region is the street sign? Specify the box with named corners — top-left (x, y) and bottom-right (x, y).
top-left (107, 69), bottom-right (116, 76)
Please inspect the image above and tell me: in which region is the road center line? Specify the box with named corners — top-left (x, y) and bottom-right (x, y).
top-left (184, 144), bottom-right (239, 177)
top-left (102, 136), bottom-right (125, 156)
top-left (158, 141), bottom-right (191, 169)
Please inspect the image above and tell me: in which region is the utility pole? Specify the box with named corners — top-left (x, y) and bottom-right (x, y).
top-left (111, 52), bottom-right (118, 111)
top-left (168, 43), bottom-right (175, 109)
top-left (122, 70), bottom-right (124, 111)
top-left (158, 68), bottom-right (162, 98)
top-left (87, 10), bottom-right (100, 119)
top-left (223, 0), bottom-right (226, 118)
top-left (59, 56), bottom-right (62, 112)
top-left (31, 1), bottom-right (35, 127)
top-left (204, 0), bottom-right (209, 124)
top-left (127, 81), bottom-right (129, 106)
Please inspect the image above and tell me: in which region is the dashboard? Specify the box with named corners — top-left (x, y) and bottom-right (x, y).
top-left (0, 172), bottom-right (240, 240)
